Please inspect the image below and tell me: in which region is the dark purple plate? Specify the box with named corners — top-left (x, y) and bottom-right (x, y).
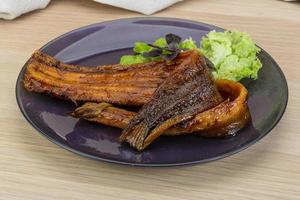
top-left (16, 17), bottom-right (288, 166)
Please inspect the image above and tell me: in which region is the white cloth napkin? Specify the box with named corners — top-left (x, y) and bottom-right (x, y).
top-left (93, 0), bottom-right (182, 15)
top-left (0, 0), bottom-right (182, 20)
top-left (0, 0), bottom-right (50, 20)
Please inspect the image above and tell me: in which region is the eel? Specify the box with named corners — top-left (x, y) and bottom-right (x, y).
top-left (24, 50), bottom-right (250, 150)
top-left (23, 50), bottom-right (194, 106)
top-left (118, 50), bottom-right (223, 150)
top-left (70, 79), bottom-right (250, 138)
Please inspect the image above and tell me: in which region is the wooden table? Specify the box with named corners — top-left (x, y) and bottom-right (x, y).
top-left (1, 0), bottom-right (299, 199)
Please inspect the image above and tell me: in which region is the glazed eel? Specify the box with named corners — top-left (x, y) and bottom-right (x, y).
top-left (70, 79), bottom-right (250, 138)
top-left (24, 50), bottom-right (194, 106)
top-left (24, 50), bottom-right (250, 151)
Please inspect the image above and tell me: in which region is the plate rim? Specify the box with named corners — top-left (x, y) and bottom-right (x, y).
top-left (15, 17), bottom-right (289, 167)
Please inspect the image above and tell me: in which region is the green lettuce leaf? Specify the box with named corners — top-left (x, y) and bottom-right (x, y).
top-left (179, 38), bottom-right (197, 49)
top-left (201, 30), bottom-right (262, 81)
top-left (153, 37), bottom-right (167, 47)
top-left (119, 37), bottom-right (197, 65)
top-left (133, 42), bottom-right (153, 54)
top-left (119, 55), bottom-right (150, 65)
top-left (119, 31), bottom-right (262, 82)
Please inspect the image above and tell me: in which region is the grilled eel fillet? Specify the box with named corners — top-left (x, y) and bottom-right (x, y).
top-left (118, 50), bottom-right (223, 150)
top-left (24, 50), bottom-right (250, 150)
top-left (23, 50), bottom-right (195, 106)
top-left (70, 79), bottom-right (250, 138)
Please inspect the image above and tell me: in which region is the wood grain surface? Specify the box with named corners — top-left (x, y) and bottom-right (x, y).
top-left (0, 0), bottom-right (300, 199)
